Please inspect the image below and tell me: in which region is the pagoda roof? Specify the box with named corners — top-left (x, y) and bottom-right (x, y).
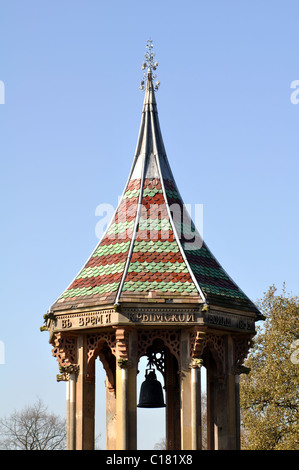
top-left (50, 41), bottom-right (260, 317)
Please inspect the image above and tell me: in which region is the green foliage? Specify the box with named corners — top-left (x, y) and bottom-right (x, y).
top-left (240, 285), bottom-right (299, 450)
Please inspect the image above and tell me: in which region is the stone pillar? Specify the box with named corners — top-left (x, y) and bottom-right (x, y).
top-left (206, 335), bottom-right (240, 450)
top-left (190, 361), bottom-right (202, 450)
top-left (227, 336), bottom-right (240, 450)
top-left (234, 374), bottom-right (241, 450)
top-left (59, 365), bottom-right (77, 450)
top-left (188, 327), bottom-right (206, 450)
top-left (106, 384), bottom-right (117, 450)
top-left (66, 379), bottom-right (70, 449)
top-left (67, 373), bottom-right (76, 449)
top-left (180, 329), bottom-right (192, 450)
top-left (206, 359), bottom-right (215, 450)
top-left (206, 344), bottom-right (224, 450)
top-left (76, 334), bottom-right (95, 450)
top-left (116, 365), bottom-right (128, 449)
top-left (115, 327), bottom-right (137, 450)
top-left (213, 375), bottom-right (228, 449)
top-left (165, 350), bottom-right (180, 450)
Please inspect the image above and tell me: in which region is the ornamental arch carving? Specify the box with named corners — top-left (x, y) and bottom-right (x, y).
top-left (137, 329), bottom-right (180, 365)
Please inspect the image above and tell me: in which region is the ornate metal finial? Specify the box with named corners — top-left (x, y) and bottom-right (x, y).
top-left (139, 37), bottom-right (160, 92)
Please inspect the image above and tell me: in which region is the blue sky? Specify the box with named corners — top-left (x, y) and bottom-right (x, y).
top-left (0, 0), bottom-right (299, 449)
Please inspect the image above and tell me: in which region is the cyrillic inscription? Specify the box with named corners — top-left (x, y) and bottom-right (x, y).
top-left (78, 312), bottom-right (111, 327)
top-left (59, 312), bottom-right (111, 330)
top-left (57, 309), bottom-right (254, 331)
top-left (205, 312), bottom-right (254, 331)
top-left (206, 313), bottom-right (232, 327)
top-left (129, 312), bottom-right (195, 323)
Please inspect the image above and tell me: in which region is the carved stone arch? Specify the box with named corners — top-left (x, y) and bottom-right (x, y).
top-left (137, 329), bottom-right (180, 367)
top-left (87, 332), bottom-right (116, 390)
top-left (140, 339), bottom-right (167, 377)
top-left (205, 334), bottom-right (225, 379)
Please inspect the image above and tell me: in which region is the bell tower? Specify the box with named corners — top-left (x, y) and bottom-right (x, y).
top-left (42, 39), bottom-right (262, 450)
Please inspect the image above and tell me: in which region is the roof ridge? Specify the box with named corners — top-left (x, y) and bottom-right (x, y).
top-left (149, 110), bottom-right (206, 303)
top-left (114, 114), bottom-right (149, 305)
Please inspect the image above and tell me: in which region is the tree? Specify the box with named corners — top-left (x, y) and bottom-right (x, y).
top-left (240, 285), bottom-right (299, 450)
top-left (153, 437), bottom-right (166, 449)
top-left (0, 398), bottom-right (66, 450)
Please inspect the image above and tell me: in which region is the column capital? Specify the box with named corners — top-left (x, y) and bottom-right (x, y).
top-left (57, 364), bottom-right (79, 382)
top-left (189, 358), bottom-right (203, 369)
top-left (117, 358), bottom-right (131, 369)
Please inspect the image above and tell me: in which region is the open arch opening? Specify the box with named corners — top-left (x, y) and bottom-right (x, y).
top-left (95, 358), bottom-right (108, 449)
top-left (137, 337), bottom-right (180, 450)
top-left (94, 340), bottom-right (116, 450)
top-left (137, 355), bottom-right (166, 449)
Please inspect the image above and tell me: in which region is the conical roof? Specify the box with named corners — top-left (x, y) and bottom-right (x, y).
top-left (50, 41), bottom-right (259, 316)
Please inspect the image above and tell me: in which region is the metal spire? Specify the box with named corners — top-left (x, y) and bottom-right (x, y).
top-left (139, 37), bottom-right (160, 91)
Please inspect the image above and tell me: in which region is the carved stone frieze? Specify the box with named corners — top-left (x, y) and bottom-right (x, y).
top-left (190, 328), bottom-right (225, 378)
top-left (52, 332), bottom-right (77, 367)
top-left (189, 327), bottom-right (208, 358)
top-left (202, 309), bottom-right (255, 332)
top-left (114, 327), bottom-right (131, 361)
top-left (232, 335), bottom-right (254, 375)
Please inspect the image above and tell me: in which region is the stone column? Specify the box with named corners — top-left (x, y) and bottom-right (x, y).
top-left (206, 345), bottom-right (223, 450)
top-left (116, 365), bottom-right (128, 449)
top-left (106, 383), bottom-right (117, 450)
top-left (180, 329), bottom-right (192, 450)
top-left (234, 374), bottom-right (241, 450)
top-left (165, 349), bottom-right (180, 450)
top-left (190, 360), bottom-right (202, 450)
top-left (206, 335), bottom-right (240, 450)
top-left (75, 334), bottom-right (95, 450)
top-left (66, 372), bottom-right (76, 450)
top-left (115, 327), bottom-right (137, 450)
top-left (57, 364), bottom-right (78, 450)
top-left (188, 327), bottom-right (207, 450)
top-left (213, 375), bottom-right (228, 449)
top-left (206, 359), bottom-right (215, 450)
top-left (66, 379), bottom-right (70, 448)
top-left (227, 335), bottom-right (241, 449)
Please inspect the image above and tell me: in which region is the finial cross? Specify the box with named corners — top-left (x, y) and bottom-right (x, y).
top-left (139, 38), bottom-right (160, 91)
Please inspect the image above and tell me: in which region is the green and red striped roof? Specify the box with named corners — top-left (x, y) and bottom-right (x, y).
top-left (50, 66), bottom-right (259, 315)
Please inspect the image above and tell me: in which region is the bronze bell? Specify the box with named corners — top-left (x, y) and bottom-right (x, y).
top-left (137, 368), bottom-right (166, 408)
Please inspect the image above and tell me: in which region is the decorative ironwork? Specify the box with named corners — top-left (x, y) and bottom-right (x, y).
top-left (137, 329), bottom-right (180, 366)
top-left (139, 37), bottom-right (160, 91)
top-left (145, 347), bottom-right (166, 377)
